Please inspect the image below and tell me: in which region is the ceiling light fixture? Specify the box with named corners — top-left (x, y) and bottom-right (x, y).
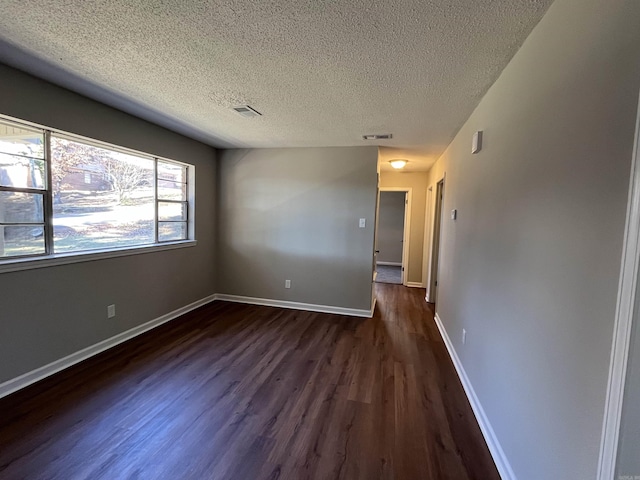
top-left (389, 159), bottom-right (408, 169)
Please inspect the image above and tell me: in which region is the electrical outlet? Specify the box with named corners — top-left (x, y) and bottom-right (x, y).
top-left (462, 328), bottom-right (467, 345)
top-left (285, 279), bottom-right (291, 289)
top-left (107, 304), bottom-right (116, 319)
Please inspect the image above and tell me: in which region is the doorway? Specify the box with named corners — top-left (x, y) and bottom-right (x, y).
top-left (429, 179), bottom-right (445, 305)
top-left (375, 189), bottom-right (411, 285)
top-left (598, 88), bottom-right (640, 479)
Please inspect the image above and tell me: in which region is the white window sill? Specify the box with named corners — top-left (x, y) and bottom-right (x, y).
top-left (0, 240), bottom-right (197, 274)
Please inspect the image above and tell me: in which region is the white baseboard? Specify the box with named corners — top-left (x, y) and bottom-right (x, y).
top-left (0, 294), bottom-right (217, 400)
top-left (434, 313), bottom-right (516, 480)
top-left (215, 293), bottom-right (375, 318)
top-left (376, 261), bottom-right (402, 266)
top-left (406, 282), bottom-right (425, 288)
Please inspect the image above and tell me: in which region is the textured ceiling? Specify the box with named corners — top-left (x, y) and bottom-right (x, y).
top-left (0, 0), bottom-right (553, 165)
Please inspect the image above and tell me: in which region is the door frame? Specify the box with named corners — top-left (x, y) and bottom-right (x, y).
top-left (598, 91), bottom-right (640, 479)
top-left (426, 175), bottom-right (445, 304)
top-left (377, 187), bottom-right (412, 286)
top-left (422, 185), bottom-right (433, 292)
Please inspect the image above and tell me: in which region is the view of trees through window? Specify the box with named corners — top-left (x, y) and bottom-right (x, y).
top-left (51, 136), bottom-right (155, 252)
top-left (0, 117), bottom-right (191, 260)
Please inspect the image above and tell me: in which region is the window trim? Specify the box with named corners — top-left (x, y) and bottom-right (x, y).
top-left (0, 113), bottom-right (196, 270)
top-left (0, 240), bottom-right (197, 274)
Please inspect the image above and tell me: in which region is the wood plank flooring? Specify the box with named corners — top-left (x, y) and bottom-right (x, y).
top-left (0, 284), bottom-right (500, 480)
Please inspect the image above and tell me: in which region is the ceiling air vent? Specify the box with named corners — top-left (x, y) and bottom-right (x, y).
top-left (363, 134), bottom-right (392, 140)
top-left (232, 105), bottom-right (262, 118)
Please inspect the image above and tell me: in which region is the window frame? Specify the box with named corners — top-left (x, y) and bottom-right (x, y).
top-left (155, 159), bottom-right (190, 243)
top-left (0, 123), bottom-right (50, 259)
top-left (0, 114), bottom-right (196, 273)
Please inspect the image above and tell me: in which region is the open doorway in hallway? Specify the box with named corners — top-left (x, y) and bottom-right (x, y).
top-left (375, 189), bottom-right (410, 285)
top-left (429, 178), bottom-right (445, 305)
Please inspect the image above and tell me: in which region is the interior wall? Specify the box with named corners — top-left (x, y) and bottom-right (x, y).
top-left (217, 147), bottom-right (378, 311)
top-left (424, 0), bottom-right (640, 478)
top-left (377, 191), bottom-right (405, 265)
top-left (0, 64), bottom-right (217, 385)
top-left (379, 171), bottom-right (428, 285)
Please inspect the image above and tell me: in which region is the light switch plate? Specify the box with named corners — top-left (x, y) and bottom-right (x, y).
top-left (472, 130), bottom-right (483, 154)
top-left (359, 218), bottom-right (366, 228)
top-left (451, 209), bottom-right (457, 220)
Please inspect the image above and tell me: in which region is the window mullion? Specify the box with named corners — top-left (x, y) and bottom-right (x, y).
top-left (0, 185), bottom-right (46, 194)
top-left (43, 130), bottom-right (54, 255)
top-left (0, 151), bottom-right (44, 161)
top-left (184, 166), bottom-right (189, 231)
top-left (154, 158), bottom-right (159, 244)
top-left (0, 222), bottom-right (46, 227)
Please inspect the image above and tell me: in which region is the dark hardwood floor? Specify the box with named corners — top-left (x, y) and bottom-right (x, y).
top-left (0, 284), bottom-right (499, 480)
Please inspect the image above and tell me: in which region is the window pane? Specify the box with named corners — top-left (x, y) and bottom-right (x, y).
top-left (0, 120), bottom-right (45, 159)
top-left (1, 225), bottom-right (45, 257)
top-left (0, 191), bottom-right (44, 223)
top-left (157, 180), bottom-right (186, 201)
top-left (158, 202), bottom-right (187, 221)
top-left (51, 136), bottom-right (155, 253)
top-left (157, 161), bottom-right (186, 183)
top-left (158, 222), bottom-right (187, 242)
top-left (0, 153), bottom-right (46, 189)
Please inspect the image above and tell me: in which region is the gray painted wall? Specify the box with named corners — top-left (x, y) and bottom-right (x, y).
top-left (425, 0), bottom-right (640, 478)
top-left (377, 191), bottom-right (405, 264)
top-left (617, 283), bottom-right (640, 477)
top-left (217, 147), bottom-right (378, 311)
top-left (0, 64), bottom-right (217, 384)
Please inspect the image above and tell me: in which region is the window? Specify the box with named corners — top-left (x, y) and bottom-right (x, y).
top-left (0, 120), bottom-right (46, 258)
top-left (157, 160), bottom-right (188, 242)
top-left (0, 116), bottom-right (194, 263)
